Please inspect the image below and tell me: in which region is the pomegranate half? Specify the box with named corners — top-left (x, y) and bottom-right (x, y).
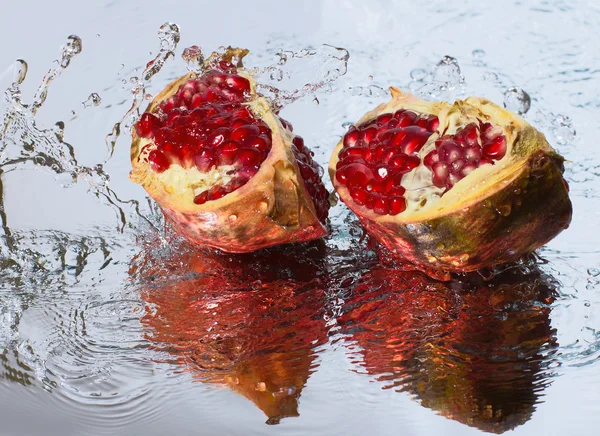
top-left (329, 88), bottom-right (572, 274)
top-left (131, 49), bottom-right (330, 252)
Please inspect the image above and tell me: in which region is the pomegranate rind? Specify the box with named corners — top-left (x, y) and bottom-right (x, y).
top-left (329, 89), bottom-right (572, 273)
top-left (131, 69), bottom-right (327, 253)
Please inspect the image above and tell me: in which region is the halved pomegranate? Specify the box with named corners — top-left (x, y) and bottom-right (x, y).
top-left (337, 264), bottom-right (557, 433)
top-left (131, 48), bottom-right (330, 252)
top-left (330, 88), bottom-right (572, 274)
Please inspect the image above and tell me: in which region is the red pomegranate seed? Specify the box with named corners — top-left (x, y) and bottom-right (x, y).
top-left (376, 113), bottom-right (393, 125)
top-left (216, 141), bottom-right (240, 165)
top-left (432, 162), bottom-right (449, 187)
top-left (225, 75), bottom-right (251, 93)
top-left (464, 146), bottom-right (482, 161)
top-left (279, 117), bottom-right (294, 132)
top-left (372, 195), bottom-right (389, 215)
top-left (455, 124), bottom-right (479, 146)
top-left (194, 149), bottom-right (214, 172)
top-left (207, 185), bottom-right (227, 201)
top-left (427, 116), bottom-right (440, 132)
top-left (461, 162), bottom-right (477, 176)
top-left (389, 154), bottom-right (407, 170)
top-left (360, 126), bottom-right (378, 144)
top-left (482, 136), bottom-right (507, 159)
top-left (341, 163), bottom-right (374, 188)
top-left (235, 148), bottom-right (262, 167)
top-left (394, 110), bottom-right (417, 127)
top-left (350, 188), bottom-right (368, 205)
top-left (148, 150), bottom-right (171, 173)
top-left (388, 196), bottom-right (406, 215)
top-left (136, 113), bottom-right (161, 138)
top-left (230, 124), bottom-right (260, 142)
top-left (193, 190), bottom-right (208, 205)
top-left (400, 127), bottom-right (430, 155)
top-left (247, 134), bottom-right (271, 153)
top-left (388, 185), bottom-right (406, 197)
top-left (438, 140), bottom-right (463, 163)
top-left (401, 156), bottom-right (420, 172)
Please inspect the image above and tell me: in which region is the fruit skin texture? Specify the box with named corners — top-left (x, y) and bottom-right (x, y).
top-left (329, 88), bottom-right (572, 275)
top-left (130, 55), bottom-right (327, 253)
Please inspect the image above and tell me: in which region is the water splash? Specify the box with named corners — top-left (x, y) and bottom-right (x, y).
top-left (104, 22), bottom-right (180, 160)
top-left (415, 56), bottom-right (466, 101)
top-left (252, 44), bottom-right (350, 110)
top-left (83, 93), bottom-right (102, 108)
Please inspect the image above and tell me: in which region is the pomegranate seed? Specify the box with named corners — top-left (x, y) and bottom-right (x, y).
top-left (341, 163), bottom-right (374, 188)
top-left (427, 116), bottom-right (440, 132)
top-left (136, 113), bottom-right (161, 138)
top-left (432, 162), bottom-right (449, 187)
top-left (388, 196), bottom-right (406, 215)
top-left (455, 124), bottom-right (479, 146)
top-left (394, 110), bottom-right (417, 127)
top-left (464, 146), bottom-right (482, 161)
top-left (190, 93), bottom-right (205, 109)
top-left (209, 127), bottom-right (229, 147)
top-left (415, 118), bottom-right (429, 129)
top-left (373, 195), bottom-right (389, 215)
top-left (376, 113), bottom-right (393, 125)
top-left (216, 140), bottom-right (240, 165)
top-left (451, 159), bottom-right (465, 173)
top-left (206, 86), bottom-right (222, 102)
top-left (438, 140), bottom-right (463, 163)
top-left (388, 186), bottom-right (406, 197)
top-left (482, 136), bottom-right (507, 159)
top-left (194, 149), bottom-right (214, 172)
top-left (194, 190), bottom-right (208, 205)
top-left (207, 71), bottom-right (227, 86)
top-left (389, 153), bottom-right (408, 170)
top-left (400, 127), bottom-right (430, 155)
top-left (360, 127), bottom-right (378, 144)
top-left (225, 75), bottom-right (251, 93)
top-left (400, 156), bottom-right (420, 172)
top-left (207, 185), bottom-right (227, 201)
top-left (424, 150), bottom-right (439, 167)
top-left (247, 134), bottom-right (271, 153)
top-left (350, 188), bottom-right (368, 205)
top-left (148, 150), bottom-right (171, 173)
top-left (235, 148), bottom-right (262, 167)
top-left (230, 124), bottom-right (260, 142)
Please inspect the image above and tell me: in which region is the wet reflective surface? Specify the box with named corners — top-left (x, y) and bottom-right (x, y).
top-left (1, 1), bottom-right (600, 435)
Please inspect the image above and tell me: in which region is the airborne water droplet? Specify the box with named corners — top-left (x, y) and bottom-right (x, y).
top-left (82, 93), bottom-right (102, 108)
top-left (12, 59), bottom-right (28, 85)
top-left (433, 56), bottom-right (464, 89)
top-left (410, 68), bottom-right (427, 81)
top-left (472, 49), bottom-right (486, 58)
top-left (182, 45), bottom-right (204, 72)
top-left (551, 114), bottom-right (576, 145)
top-left (503, 87), bottom-right (531, 115)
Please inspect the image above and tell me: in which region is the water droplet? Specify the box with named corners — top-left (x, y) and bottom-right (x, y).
top-left (551, 114), bottom-right (576, 145)
top-left (368, 75), bottom-right (373, 80)
top-left (60, 35), bottom-right (83, 68)
top-left (410, 68), bottom-right (428, 81)
top-left (82, 93), bottom-right (101, 108)
top-left (55, 171), bottom-right (77, 188)
top-left (33, 156), bottom-right (46, 165)
top-left (269, 69), bottom-right (284, 82)
top-left (312, 97), bottom-right (320, 105)
top-left (182, 45), bottom-right (204, 72)
top-left (433, 56), bottom-right (464, 89)
top-left (342, 122), bottom-right (354, 129)
top-left (503, 87), bottom-right (531, 115)
top-left (483, 72), bottom-right (499, 84)
top-left (12, 59), bottom-right (28, 85)
top-left (472, 49), bottom-right (486, 58)
top-left (158, 22), bottom-right (180, 50)
top-left (584, 302), bottom-right (591, 307)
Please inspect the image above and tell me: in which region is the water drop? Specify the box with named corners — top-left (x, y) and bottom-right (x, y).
top-left (410, 68), bottom-right (428, 81)
top-left (158, 22), bottom-right (181, 50)
top-left (12, 59), bottom-right (28, 85)
top-left (472, 49), bottom-right (486, 58)
top-left (182, 45), bottom-right (204, 72)
top-left (269, 69), bottom-right (284, 82)
top-left (33, 155), bottom-right (46, 165)
top-left (60, 35), bottom-right (83, 68)
top-left (551, 114), bottom-right (576, 145)
top-left (55, 171), bottom-right (77, 188)
top-left (503, 87), bottom-right (531, 115)
top-left (82, 93), bottom-right (102, 108)
top-left (433, 56), bottom-right (463, 89)
top-left (341, 122), bottom-right (354, 129)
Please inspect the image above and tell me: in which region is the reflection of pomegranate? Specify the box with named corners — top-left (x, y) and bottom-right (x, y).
top-left (131, 48), bottom-right (330, 253)
top-left (330, 89), bottom-right (572, 274)
top-left (337, 265), bottom-right (557, 434)
top-left (133, 241), bottom-right (329, 424)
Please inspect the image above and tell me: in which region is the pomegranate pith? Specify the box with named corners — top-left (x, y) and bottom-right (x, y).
top-left (329, 88), bottom-right (572, 276)
top-left (131, 48), bottom-right (330, 252)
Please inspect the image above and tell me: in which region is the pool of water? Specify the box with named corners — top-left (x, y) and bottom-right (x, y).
top-left (1, 1), bottom-right (600, 435)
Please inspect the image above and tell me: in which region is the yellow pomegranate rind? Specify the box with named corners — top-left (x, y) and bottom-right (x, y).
top-left (329, 88), bottom-right (572, 273)
top-left (131, 63), bottom-right (327, 253)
